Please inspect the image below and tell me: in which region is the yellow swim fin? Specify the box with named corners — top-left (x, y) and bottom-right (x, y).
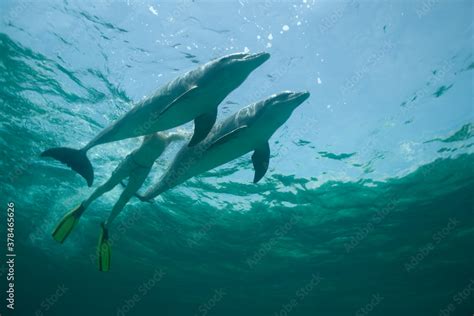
top-left (52, 203), bottom-right (85, 243)
top-left (97, 222), bottom-right (111, 272)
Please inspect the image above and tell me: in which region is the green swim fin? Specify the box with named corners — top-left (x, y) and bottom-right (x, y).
top-left (52, 203), bottom-right (85, 243)
top-left (97, 222), bottom-right (111, 272)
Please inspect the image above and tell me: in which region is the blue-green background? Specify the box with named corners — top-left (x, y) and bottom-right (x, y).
top-left (0, 1), bottom-right (473, 315)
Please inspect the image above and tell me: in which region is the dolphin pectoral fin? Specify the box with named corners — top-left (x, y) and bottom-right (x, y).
top-left (251, 142), bottom-right (270, 183)
top-left (188, 109), bottom-right (218, 146)
top-left (208, 125), bottom-right (248, 149)
top-left (159, 85), bottom-right (199, 117)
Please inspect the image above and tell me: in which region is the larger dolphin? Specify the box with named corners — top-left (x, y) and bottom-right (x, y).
top-left (42, 52), bottom-right (270, 186)
top-left (138, 91), bottom-right (310, 201)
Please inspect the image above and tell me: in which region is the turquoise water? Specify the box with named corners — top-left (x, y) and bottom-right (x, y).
top-left (1, 1), bottom-right (473, 315)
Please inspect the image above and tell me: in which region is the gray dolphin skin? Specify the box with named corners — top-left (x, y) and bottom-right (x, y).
top-left (41, 52), bottom-right (270, 186)
top-left (139, 91), bottom-right (310, 201)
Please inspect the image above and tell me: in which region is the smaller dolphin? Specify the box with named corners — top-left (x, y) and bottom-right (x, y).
top-left (138, 91), bottom-right (310, 201)
top-left (42, 52), bottom-right (270, 186)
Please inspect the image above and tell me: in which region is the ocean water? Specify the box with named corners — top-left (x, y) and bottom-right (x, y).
top-left (0, 1), bottom-right (473, 315)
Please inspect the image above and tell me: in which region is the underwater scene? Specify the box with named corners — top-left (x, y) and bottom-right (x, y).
top-left (0, 0), bottom-right (473, 315)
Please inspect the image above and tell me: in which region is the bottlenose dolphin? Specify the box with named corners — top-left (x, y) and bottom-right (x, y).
top-left (138, 91), bottom-right (310, 201)
top-left (42, 52), bottom-right (270, 186)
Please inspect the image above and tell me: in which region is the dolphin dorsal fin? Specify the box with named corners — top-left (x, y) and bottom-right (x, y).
top-left (159, 85), bottom-right (199, 117)
top-left (251, 142), bottom-right (270, 183)
top-left (209, 125), bottom-right (248, 149)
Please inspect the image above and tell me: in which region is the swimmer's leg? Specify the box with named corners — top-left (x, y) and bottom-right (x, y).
top-left (83, 160), bottom-right (132, 208)
top-left (105, 168), bottom-right (150, 228)
top-left (98, 167), bottom-right (151, 272)
top-left (52, 160), bottom-right (132, 244)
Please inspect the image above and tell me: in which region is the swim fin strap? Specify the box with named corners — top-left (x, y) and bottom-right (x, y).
top-left (97, 222), bottom-right (111, 272)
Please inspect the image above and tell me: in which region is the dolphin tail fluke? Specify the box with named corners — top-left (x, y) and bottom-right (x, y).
top-left (41, 147), bottom-right (94, 186)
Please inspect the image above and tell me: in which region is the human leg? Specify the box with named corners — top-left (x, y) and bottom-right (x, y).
top-left (97, 166), bottom-right (151, 271)
top-left (52, 158), bottom-right (133, 243)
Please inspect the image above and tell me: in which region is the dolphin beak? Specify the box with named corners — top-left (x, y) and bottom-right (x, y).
top-left (291, 91), bottom-right (310, 104)
top-left (243, 52), bottom-right (270, 67)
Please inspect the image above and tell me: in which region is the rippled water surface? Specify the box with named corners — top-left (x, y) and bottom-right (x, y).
top-left (0, 1), bottom-right (473, 315)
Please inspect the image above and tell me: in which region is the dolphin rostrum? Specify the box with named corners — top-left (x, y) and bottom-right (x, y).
top-left (41, 52), bottom-right (270, 186)
top-left (138, 91), bottom-right (310, 201)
